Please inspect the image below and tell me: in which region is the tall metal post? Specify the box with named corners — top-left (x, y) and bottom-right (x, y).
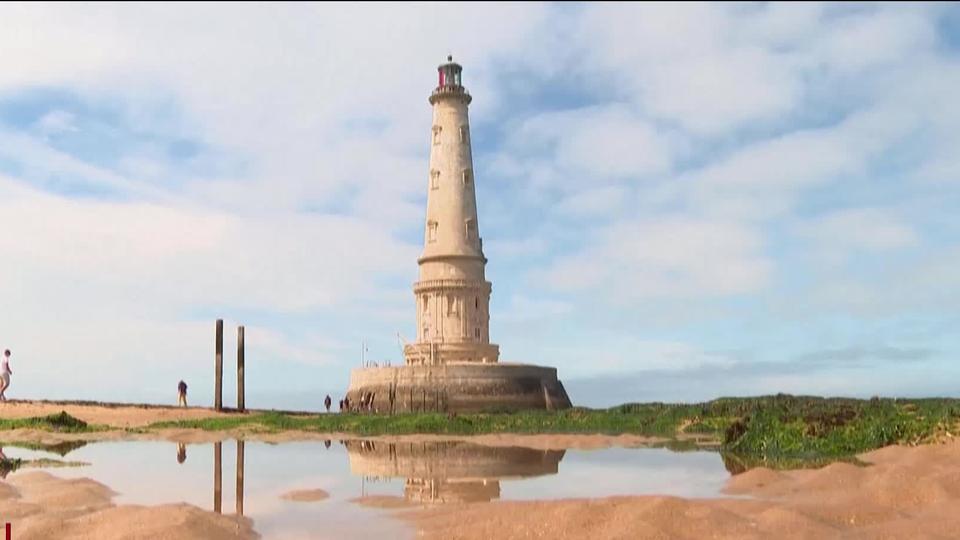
top-left (237, 326), bottom-right (245, 412)
top-left (215, 319), bottom-right (223, 411)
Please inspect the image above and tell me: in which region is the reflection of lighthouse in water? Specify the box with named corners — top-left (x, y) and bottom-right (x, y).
top-left (346, 440), bottom-right (565, 504)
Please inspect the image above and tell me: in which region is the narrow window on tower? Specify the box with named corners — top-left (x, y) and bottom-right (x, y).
top-left (465, 218), bottom-right (476, 240)
top-left (432, 125), bottom-right (442, 145)
top-left (462, 168), bottom-right (472, 186)
top-left (427, 221), bottom-right (438, 243)
top-left (430, 169), bottom-right (440, 190)
top-left (475, 297), bottom-right (479, 309)
top-left (475, 328), bottom-right (480, 339)
top-left (459, 125), bottom-right (469, 143)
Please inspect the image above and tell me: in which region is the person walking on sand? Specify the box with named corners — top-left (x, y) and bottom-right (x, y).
top-left (177, 380), bottom-right (188, 407)
top-left (324, 395), bottom-right (332, 413)
top-left (0, 350), bottom-right (12, 402)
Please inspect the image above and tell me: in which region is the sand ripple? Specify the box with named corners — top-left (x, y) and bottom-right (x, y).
top-left (3, 471), bottom-right (257, 539)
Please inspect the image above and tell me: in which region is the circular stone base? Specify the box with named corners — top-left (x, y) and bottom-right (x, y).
top-left (345, 363), bottom-right (572, 413)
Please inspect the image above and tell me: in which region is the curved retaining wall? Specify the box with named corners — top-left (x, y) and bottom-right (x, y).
top-left (345, 363), bottom-right (572, 413)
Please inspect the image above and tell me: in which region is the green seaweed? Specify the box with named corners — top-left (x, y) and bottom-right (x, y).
top-left (0, 411), bottom-right (103, 433)
top-left (146, 394), bottom-right (960, 463)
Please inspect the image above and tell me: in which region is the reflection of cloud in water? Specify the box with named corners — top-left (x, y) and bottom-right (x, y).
top-left (501, 448), bottom-right (729, 500)
top-left (346, 440), bottom-right (564, 504)
top-left (1, 439), bottom-right (737, 538)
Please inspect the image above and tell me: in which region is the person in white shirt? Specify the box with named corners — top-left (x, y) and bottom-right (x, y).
top-left (0, 350), bottom-right (12, 402)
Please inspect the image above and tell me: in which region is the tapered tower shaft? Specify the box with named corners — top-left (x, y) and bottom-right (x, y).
top-left (404, 57), bottom-right (499, 365)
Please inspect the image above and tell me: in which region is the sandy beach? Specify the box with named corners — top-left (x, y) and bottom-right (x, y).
top-left (403, 439), bottom-right (960, 539)
top-left (0, 471), bottom-right (256, 540)
top-left (0, 400), bottom-right (244, 428)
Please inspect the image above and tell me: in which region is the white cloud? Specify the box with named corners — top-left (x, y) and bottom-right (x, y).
top-left (795, 208), bottom-right (919, 264)
top-left (578, 3), bottom-right (802, 135)
top-left (812, 8), bottom-right (936, 73)
top-left (484, 236), bottom-right (549, 260)
top-left (540, 337), bottom-right (738, 378)
top-left (798, 246), bottom-right (960, 318)
top-left (555, 185), bottom-right (630, 219)
top-left (540, 217), bottom-right (771, 301)
top-left (684, 105), bottom-right (920, 221)
top-left (0, 128), bottom-right (168, 200)
top-left (497, 295), bottom-right (573, 324)
top-left (33, 110), bottom-right (77, 135)
top-left (0, 177), bottom-right (415, 314)
top-left (642, 47), bottom-right (801, 136)
top-left (513, 105), bottom-right (672, 180)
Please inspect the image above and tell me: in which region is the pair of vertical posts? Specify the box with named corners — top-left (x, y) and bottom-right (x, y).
top-left (214, 319), bottom-right (245, 412)
top-left (213, 321), bottom-right (245, 516)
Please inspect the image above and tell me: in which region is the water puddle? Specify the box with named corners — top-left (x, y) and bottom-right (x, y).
top-left (0, 438), bottom-right (739, 539)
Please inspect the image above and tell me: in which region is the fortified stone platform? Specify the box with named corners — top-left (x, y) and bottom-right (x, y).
top-left (346, 363), bottom-right (571, 413)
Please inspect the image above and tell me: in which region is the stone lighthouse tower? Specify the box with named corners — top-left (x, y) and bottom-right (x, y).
top-left (345, 57), bottom-right (571, 413)
top-left (405, 56), bottom-right (499, 366)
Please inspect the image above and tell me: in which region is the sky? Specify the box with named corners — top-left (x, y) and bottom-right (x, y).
top-left (1, 3), bottom-right (959, 409)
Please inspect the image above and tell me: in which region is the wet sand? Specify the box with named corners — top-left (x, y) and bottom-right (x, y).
top-left (0, 400), bottom-right (241, 428)
top-left (280, 488), bottom-right (330, 502)
top-left (0, 471), bottom-right (256, 540)
top-left (403, 439), bottom-right (960, 539)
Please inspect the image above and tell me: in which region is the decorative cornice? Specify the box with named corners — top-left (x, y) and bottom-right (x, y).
top-left (413, 279), bottom-right (492, 294)
top-left (417, 253), bottom-right (486, 265)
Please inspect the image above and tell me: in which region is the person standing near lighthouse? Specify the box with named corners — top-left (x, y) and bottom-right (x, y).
top-left (177, 379), bottom-right (188, 407)
top-left (0, 350), bottom-right (13, 401)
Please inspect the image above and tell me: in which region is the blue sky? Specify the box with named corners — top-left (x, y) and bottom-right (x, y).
top-left (1, 3), bottom-right (959, 409)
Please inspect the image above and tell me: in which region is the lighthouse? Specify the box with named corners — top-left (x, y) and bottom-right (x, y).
top-left (345, 57), bottom-right (571, 413)
top-left (405, 56), bottom-right (499, 366)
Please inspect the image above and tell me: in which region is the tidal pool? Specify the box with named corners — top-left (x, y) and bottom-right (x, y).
top-left (1, 439), bottom-right (735, 539)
